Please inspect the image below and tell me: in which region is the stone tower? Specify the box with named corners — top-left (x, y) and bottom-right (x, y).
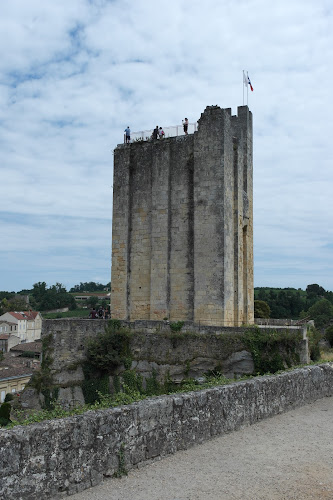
top-left (111, 105), bottom-right (254, 326)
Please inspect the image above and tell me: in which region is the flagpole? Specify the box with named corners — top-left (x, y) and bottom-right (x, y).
top-left (246, 71), bottom-right (249, 106)
top-left (242, 70), bottom-right (245, 106)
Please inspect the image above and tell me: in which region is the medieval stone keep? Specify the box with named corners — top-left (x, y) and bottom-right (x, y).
top-left (111, 105), bottom-right (254, 326)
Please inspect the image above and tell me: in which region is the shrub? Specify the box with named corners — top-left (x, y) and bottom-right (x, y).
top-left (4, 393), bottom-right (14, 402)
top-left (0, 402), bottom-right (11, 425)
top-left (243, 326), bottom-right (301, 375)
top-left (81, 376), bottom-right (109, 405)
top-left (85, 327), bottom-right (131, 375)
top-left (325, 326), bottom-right (333, 347)
top-left (307, 326), bottom-right (321, 361)
top-left (169, 321), bottom-right (184, 332)
top-left (254, 300), bottom-right (270, 318)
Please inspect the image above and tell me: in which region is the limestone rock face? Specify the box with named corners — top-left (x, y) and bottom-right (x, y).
top-left (19, 387), bottom-right (42, 410)
top-left (223, 350), bottom-right (255, 378)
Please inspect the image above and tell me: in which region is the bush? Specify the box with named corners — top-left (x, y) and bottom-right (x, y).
top-left (85, 325), bottom-right (131, 375)
top-left (0, 402), bottom-right (11, 425)
top-left (307, 326), bottom-right (321, 361)
top-left (81, 376), bottom-right (109, 405)
top-left (243, 326), bottom-right (301, 374)
top-left (4, 393), bottom-right (14, 402)
top-left (307, 299), bottom-right (333, 329)
top-left (325, 326), bottom-right (333, 348)
top-left (254, 300), bottom-right (270, 318)
top-left (169, 321), bottom-right (184, 332)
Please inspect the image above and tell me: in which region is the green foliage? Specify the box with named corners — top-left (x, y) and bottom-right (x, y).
top-left (88, 296), bottom-right (99, 308)
top-left (81, 376), bottom-right (109, 405)
top-left (113, 443), bottom-right (128, 478)
top-left (325, 326), bottom-right (333, 347)
top-left (4, 393), bottom-right (14, 402)
top-left (0, 402), bottom-right (11, 426)
top-left (8, 365), bottom-right (321, 429)
top-left (42, 387), bottom-right (59, 410)
top-left (0, 416), bottom-right (9, 427)
top-left (123, 357), bottom-right (132, 370)
top-left (122, 370), bottom-right (143, 393)
top-left (145, 369), bottom-right (161, 396)
top-left (32, 281), bottom-right (77, 311)
top-left (254, 284), bottom-right (333, 320)
top-left (0, 351), bottom-right (3, 362)
top-left (70, 282), bottom-right (110, 293)
top-left (85, 327), bottom-right (131, 375)
top-left (169, 321), bottom-right (184, 332)
top-left (1, 295), bottom-right (27, 314)
top-left (42, 308), bottom-right (88, 319)
top-left (28, 333), bottom-right (57, 410)
top-left (20, 351), bottom-right (36, 358)
top-left (243, 327), bottom-right (301, 375)
top-left (307, 299), bottom-right (333, 329)
top-left (254, 300), bottom-right (271, 318)
top-left (307, 326), bottom-right (321, 361)
top-left (108, 319), bottom-right (122, 331)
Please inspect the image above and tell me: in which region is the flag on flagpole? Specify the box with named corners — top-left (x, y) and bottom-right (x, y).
top-left (247, 75), bottom-right (254, 91)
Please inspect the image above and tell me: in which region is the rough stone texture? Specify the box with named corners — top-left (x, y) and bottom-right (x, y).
top-left (111, 105), bottom-right (254, 326)
top-left (41, 320), bottom-right (308, 406)
top-left (0, 364), bottom-right (332, 500)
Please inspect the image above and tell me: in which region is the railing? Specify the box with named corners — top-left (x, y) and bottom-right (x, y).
top-left (124, 122), bottom-right (198, 143)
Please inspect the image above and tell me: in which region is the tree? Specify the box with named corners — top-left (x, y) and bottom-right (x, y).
top-left (307, 299), bottom-right (333, 329)
top-left (32, 282), bottom-right (77, 311)
top-left (254, 300), bottom-right (270, 318)
top-left (88, 296), bottom-right (99, 309)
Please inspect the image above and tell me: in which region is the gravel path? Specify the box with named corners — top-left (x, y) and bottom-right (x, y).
top-left (70, 397), bottom-right (333, 500)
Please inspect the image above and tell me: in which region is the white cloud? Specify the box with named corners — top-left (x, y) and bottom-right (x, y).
top-left (1, 0), bottom-right (333, 291)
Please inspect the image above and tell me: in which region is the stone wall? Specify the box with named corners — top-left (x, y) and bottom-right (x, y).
top-left (1, 364), bottom-right (332, 500)
top-left (111, 105), bottom-right (254, 326)
top-left (39, 319), bottom-right (308, 407)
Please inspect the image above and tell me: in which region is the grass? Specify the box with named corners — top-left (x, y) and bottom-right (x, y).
top-left (41, 308), bottom-right (89, 319)
top-left (320, 348), bottom-right (333, 362)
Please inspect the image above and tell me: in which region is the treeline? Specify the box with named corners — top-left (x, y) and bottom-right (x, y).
top-left (69, 282), bottom-right (110, 293)
top-left (30, 282), bottom-right (77, 311)
top-left (255, 284), bottom-right (333, 320)
top-left (0, 281), bottom-right (111, 314)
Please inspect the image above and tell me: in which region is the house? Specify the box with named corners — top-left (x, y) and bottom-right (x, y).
top-left (0, 350), bottom-right (41, 403)
top-left (0, 321), bottom-right (18, 335)
top-left (0, 311), bottom-right (42, 343)
top-left (0, 334), bottom-right (21, 353)
top-left (9, 341), bottom-right (42, 360)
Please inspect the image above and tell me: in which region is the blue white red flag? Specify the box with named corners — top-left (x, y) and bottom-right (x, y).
top-left (247, 75), bottom-right (254, 92)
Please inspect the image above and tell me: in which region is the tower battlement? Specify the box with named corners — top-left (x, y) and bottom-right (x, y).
top-left (111, 105), bottom-right (254, 326)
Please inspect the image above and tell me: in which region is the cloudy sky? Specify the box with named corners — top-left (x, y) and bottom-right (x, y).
top-left (1, 0), bottom-right (333, 293)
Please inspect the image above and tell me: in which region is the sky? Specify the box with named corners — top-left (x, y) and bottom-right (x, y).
top-left (1, 0), bottom-right (333, 293)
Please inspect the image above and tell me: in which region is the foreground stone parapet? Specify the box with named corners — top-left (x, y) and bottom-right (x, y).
top-left (0, 364), bottom-right (332, 500)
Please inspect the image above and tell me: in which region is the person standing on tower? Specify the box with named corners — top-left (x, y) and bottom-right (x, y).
top-left (124, 126), bottom-right (131, 143)
top-left (182, 118), bottom-right (189, 135)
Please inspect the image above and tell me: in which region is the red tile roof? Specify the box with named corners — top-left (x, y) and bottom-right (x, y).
top-left (7, 311), bottom-right (39, 321)
top-left (0, 334), bottom-right (10, 340)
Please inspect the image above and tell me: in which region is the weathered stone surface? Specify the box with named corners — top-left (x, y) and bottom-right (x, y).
top-left (111, 106), bottom-right (254, 326)
top-left (58, 386), bottom-right (85, 408)
top-left (222, 350), bottom-right (255, 378)
top-left (53, 366), bottom-right (85, 385)
top-left (19, 388), bottom-right (42, 410)
top-left (40, 319), bottom-right (309, 406)
top-left (0, 364), bottom-right (332, 500)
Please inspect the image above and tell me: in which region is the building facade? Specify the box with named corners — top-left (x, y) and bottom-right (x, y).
top-left (0, 311), bottom-right (42, 343)
top-left (111, 105), bottom-right (254, 326)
